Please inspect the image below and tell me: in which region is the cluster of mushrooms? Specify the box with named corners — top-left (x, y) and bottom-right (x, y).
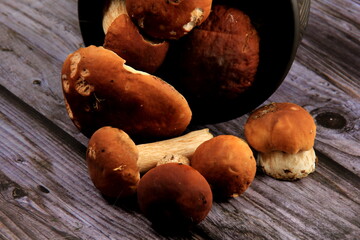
top-left (60, 0), bottom-right (317, 231)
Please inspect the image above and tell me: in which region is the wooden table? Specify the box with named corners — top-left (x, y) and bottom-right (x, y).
top-left (1, 0), bottom-right (359, 239)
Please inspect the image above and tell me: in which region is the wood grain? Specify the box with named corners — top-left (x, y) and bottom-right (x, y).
top-left (0, 0), bottom-right (359, 239)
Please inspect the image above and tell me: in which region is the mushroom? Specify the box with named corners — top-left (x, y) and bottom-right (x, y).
top-left (103, 0), bottom-right (169, 73)
top-left (126, 0), bottom-right (213, 39)
top-left (167, 5), bottom-right (260, 102)
top-left (244, 102), bottom-right (317, 180)
top-left (61, 45), bottom-right (191, 140)
top-left (137, 163), bottom-right (213, 230)
top-left (191, 135), bottom-right (256, 198)
top-left (102, 0), bottom-right (127, 34)
top-left (86, 126), bottom-right (213, 198)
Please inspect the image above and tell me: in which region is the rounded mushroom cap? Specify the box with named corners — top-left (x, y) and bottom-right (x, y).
top-left (86, 126), bottom-right (140, 198)
top-left (126, 0), bottom-right (212, 39)
top-left (244, 102), bottom-right (316, 154)
top-left (157, 5), bottom-right (260, 122)
top-left (137, 163), bottom-right (212, 230)
top-left (174, 5), bottom-right (260, 99)
top-left (191, 135), bottom-right (256, 198)
top-left (61, 45), bottom-right (191, 140)
top-left (104, 14), bottom-right (169, 74)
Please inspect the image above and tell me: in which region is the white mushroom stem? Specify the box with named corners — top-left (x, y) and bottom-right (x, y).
top-left (156, 154), bottom-right (190, 167)
top-left (258, 148), bottom-right (317, 180)
top-left (103, 0), bottom-right (127, 34)
top-left (137, 129), bottom-right (213, 173)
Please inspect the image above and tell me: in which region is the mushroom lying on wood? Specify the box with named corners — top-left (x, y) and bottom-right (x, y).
top-left (103, 0), bottom-right (169, 73)
top-left (86, 126), bottom-right (213, 198)
top-left (191, 135), bottom-right (256, 198)
top-left (137, 163), bottom-right (213, 230)
top-left (61, 45), bottom-right (191, 140)
top-left (126, 0), bottom-right (213, 39)
top-left (244, 102), bottom-right (317, 180)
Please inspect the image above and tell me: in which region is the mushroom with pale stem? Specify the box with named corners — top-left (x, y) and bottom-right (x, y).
top-left (191, 135), bottom-right (256, 198)
top-left (126, 0), bottom-right (213, 39)
top-left (244, 102), bottom-right (317, 180)
top-left (103, 0), bottom-right (169, 73)
top-left (61, 45), bottom-right (191, 140)
top-left (86, 126), bottom-right (213, 198)
top-left (137, 163), bottom-right (213, 230)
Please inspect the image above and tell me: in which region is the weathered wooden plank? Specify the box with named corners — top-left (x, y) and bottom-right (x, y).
top-left (297, 0), bottom-right (360, 96)
top-left (0, 0), bottom-right (87, 145)
top-left (1, 82), bottom-right (359, 239)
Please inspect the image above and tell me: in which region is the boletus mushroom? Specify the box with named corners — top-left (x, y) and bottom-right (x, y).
top-left (126, 0), bottom-right (213, 39)
top-left (86, 126), bottom-right (213, 198)
top-left (103, 0), bottom-right (169, 73)
top-left (61, 45), bottom-right (191, 140)
top-left (191, 135), bottom-right (256, 198)
top-left (244, 102), bottom-right (317, 180)
top-left (161, 5), bottom-right (259, 121)
top-left (137, 163), bottom-right (213, 230)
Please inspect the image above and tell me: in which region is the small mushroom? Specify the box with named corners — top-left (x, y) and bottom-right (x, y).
top-left (126, 0), bottom-right (213, 39)
top-left (103, 0), bottom-right (169, 73)
top-left (137, 163), bottom-right (213, 230)
top-left (86, 126), bottom-right (213, 198)
top-left (61, 45), bottom-right (191, 140)
top-left (191, 135), bottom-right (257, 198)
top-left (244, 102), bottom-right (317, 180)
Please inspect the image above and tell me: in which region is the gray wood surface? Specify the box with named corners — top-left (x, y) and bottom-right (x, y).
top-left (1, 0), bottom-right (359, 239)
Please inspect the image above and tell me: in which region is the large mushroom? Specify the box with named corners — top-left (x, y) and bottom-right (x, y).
top-left (86, 126), bottom-right (213, 198)
top-left (126, 0), bottom-right (213, 39)
top-left (191, 135), bottom-right (256, 198)
top-left (103, 0), bottom-right (169, 73)
top-left (244, 102), bottom-right (317, 180)
top-left (61, 45), bottom-right (191, 140)
top-left (137, 163), bottom-right (213, 230)
top-left (167, 5), bottom-right (260, 102)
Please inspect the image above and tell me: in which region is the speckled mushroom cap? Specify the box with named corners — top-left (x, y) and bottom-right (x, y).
top-left (244, 102), bottom-right (316, 154)
top-left (61, 45), bottom-right (192, 140)
top-left (137, 163), bottom-right (213, 230)
top-left (191, 135), bottom-right (256, 198)
top-left (168, 5), bottom-right (260, 102)
top-left (86, 126), bottom-right (140, 198)
top-left (126, 0), bottom-right (213, 39)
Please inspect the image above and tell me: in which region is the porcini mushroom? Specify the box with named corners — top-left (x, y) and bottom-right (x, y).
top-left (61, 45), bottom-right (191, 140)
top-left (126, 0), bottom-right (213, 39)
top-left (86, 126), bottom-right (213, 198)
top-left (103, 0), bottom-right (169, 73)
top-left (191, 135), bottom-right (256, 198)
top-left (137, 163), bottom-right (213, 230)
top-left (244, 102), bottom-right (317, 180)
top-left (168, 5), bottom-right (260, 101)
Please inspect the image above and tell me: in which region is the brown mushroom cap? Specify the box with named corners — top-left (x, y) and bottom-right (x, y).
top-left (126, 0), bottom-right (212, 39)
top-left (104, 14), bottom-right (169, 74)
top-left (61, 45), bottom-right (191, 140)
top-left (86, 126), bottom-right (140, 198)
top-left (167, 5), bottom-right (259, 101)
top-left (137, 163), bottom-right (212, 230)
top-left (191, 135), bottom-right (256, 198)
top-left (244, 102), bottom-right (316, 154)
